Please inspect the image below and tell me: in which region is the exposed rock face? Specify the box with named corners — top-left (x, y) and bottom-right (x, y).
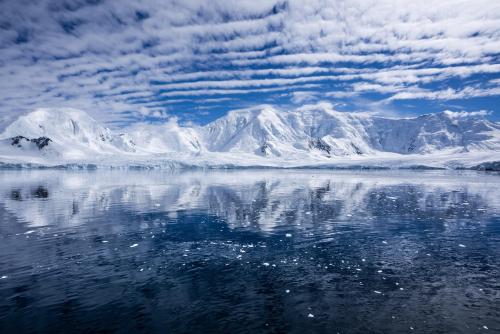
top-left (31, 137), bottom-right (52, 149)
top-left (309, 138), bottom-right (332, 156)
top-left (10, 136), bottom-right (29, 147)
top-left (10, 136), bottom-right (52, 150)
top-left (260, 143), bottom-right (271, 156)
top-left (0, 107), bottom-right (499, 166)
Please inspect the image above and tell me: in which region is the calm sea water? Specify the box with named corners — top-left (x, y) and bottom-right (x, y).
top-left (0, 170), bottom-right (499, 333)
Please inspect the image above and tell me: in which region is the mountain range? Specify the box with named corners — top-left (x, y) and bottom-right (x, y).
top-left (0, 104), bottom-right (499, 170)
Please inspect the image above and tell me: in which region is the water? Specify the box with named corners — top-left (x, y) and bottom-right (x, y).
top-left (0, 170), bottom-right (499, 333)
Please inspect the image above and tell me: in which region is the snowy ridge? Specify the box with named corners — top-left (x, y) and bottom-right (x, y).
top-left (0, 105), bottom-right (499, 170)
top-left (0, 108), bottom-right (136, 160)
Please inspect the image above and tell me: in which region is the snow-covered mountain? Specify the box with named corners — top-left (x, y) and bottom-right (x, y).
top-left (0, 104), bottom-right (499, 169)
top-left (0, 108), bottom-right (136, 160)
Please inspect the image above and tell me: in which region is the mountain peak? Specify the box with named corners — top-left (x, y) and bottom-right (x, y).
top-left (0, 106), bottom-right (498, 165)
top-left (0, 107), bottom-right (136, 159)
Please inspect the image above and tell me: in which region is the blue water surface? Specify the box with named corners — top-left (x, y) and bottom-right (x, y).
top-left (0, 170), bottom-right (499, 333)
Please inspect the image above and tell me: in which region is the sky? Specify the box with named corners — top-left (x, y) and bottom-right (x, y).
top-left (0, 0), bottom-right (499, 127)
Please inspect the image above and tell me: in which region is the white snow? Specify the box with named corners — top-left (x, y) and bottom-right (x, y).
top-left (1, 105), bottom-right (499, 169)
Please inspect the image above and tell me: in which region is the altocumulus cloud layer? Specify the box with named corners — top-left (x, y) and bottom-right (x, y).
top-left (0, 0), bottom-right (499, 126)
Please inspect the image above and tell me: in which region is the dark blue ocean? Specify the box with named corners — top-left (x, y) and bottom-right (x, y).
top-left (0, 170), bottom-right (499, 333)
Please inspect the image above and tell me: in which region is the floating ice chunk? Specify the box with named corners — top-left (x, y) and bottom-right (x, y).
top-left (102, 240), bottom-right (108, 243)
top-left (308, 313), bottom-right (314, 318)
top-left (382, 241), bottom-right (388, 244)
top-left (24, 230), bottom-right (36, 234)
top-left (374, 290), bottom-right (382, 294)
top-left (483, 325), bottom-right (488, 329)
top-left (263, 262), bottom-right (270, 266)
top-left (285, 289), bottom-right (290, 293)
top-left (459, 244), bottom-right (466, 248)
top-left (285, 233), bottom-right (292, 238)
top-left (130, 243), bottom-right (139, 248)
top-left (0, 276), bottom-right (7, 279)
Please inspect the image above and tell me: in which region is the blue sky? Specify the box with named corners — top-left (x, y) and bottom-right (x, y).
top-left (0, 0), bottom-right (499, 127)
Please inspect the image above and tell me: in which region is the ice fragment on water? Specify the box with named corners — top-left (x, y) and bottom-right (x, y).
top-left (308, 313), bottom-right (314, 318)
top-left (130, 243), bottom-right (139, 248)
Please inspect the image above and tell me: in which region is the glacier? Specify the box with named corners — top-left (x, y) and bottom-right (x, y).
top-left (0, 104), bottom-right (499, 170)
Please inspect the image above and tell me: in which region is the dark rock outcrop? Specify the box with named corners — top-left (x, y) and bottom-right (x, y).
top-left (31, 137), bottom-right (52, 149)
top-left (10, 136), bottom-right (52, 150)
top-left (10, 136), bottom-right (29, 147)
top-left (309, 138), bottom-right (331, 156)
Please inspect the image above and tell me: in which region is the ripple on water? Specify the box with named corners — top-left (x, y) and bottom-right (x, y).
top-left (0, 170), bottom-right (499, 333)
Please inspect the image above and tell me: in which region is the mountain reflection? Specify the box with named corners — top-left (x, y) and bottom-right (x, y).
top-left (0, 170), bottom-right (498, 232)
top-left (0, 170), bottom-right (499, 333)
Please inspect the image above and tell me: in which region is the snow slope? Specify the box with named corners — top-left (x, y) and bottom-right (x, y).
top-left (0, 108), bottom-right (137, 160)
top-left (0, 105), bottom-right (499, 169)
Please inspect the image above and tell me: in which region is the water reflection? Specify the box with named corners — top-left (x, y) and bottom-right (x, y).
top-left (0, 170), bottom-right (499, 333)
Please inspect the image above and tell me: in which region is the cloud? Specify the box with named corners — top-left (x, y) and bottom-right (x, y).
top-left (386, 86), bottom-right (500, 101)
top-left (289, 91), bottom-right (320, 104)
top-left (442, 110), bottom-right (493, 118)
top-left (0, 0), bottom-right (499, 125)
